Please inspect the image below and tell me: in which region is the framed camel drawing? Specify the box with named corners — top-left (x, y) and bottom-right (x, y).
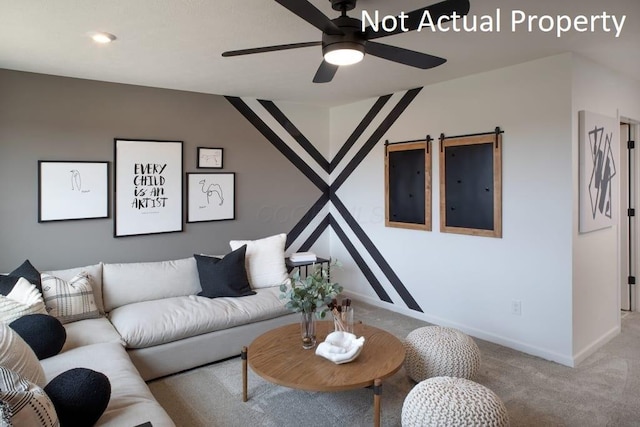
top-left (186, 172), bottom-right (236, 223)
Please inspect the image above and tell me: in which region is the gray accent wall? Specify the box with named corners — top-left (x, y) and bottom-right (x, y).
top-left (0, 69), bottom-right (319, 271)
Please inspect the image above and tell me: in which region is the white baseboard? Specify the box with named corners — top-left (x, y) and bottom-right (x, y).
top-left (572, 324), bottom-right (620, 366)
top-left (343, 290), bottom-right (577, 367)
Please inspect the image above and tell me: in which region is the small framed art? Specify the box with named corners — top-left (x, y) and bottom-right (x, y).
top-left (187, 172), bottom-right (235, 222)
top-left (197, 147), bottom-right (223, 169)
top-left (38, 161), bottom-right (109, 222)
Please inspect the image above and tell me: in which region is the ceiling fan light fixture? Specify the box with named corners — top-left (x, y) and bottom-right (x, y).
top-left (323, 42), bottom-right (365, 66)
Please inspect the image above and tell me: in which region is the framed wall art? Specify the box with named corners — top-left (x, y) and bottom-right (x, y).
top-left (384, 138), bottom-right (431, 231)
top-left (439, 129), bottom-right (503, 238)
top-left (197, 147), bottom-right (223, 169)
top-left (114, 139), bottom-right (183, 237)
top-left (38, 160), bottom-right (109, 222)
top-left (579, 110), bottom-right (618, 233)
top-left (186, 172), bottom-right (235, 223)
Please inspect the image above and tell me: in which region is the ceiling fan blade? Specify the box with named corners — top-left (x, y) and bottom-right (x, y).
top-left (313, 60), bottom-right (339, 83)
top-left (365, 0), bottom-right (471, 40)
top-left (366, 42), bottom-right (446, 69)
top-left (222, 41), bottom-right (321, 57)
top-left (274, 0), bottom-right (344, 36)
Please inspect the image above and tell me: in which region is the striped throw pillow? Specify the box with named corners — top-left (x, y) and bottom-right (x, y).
top-left (0, 366), bottom-right (59, 427)
top-left (41, 273), bottom-right (100, 324)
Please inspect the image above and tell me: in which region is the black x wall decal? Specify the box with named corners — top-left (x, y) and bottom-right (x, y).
top-left (226, 89), bottom-right (423, 312)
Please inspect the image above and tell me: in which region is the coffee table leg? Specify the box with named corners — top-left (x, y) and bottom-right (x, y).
top-left (241, 346), bottom-right (248, 402)
top-left (373, 378), bottom-right (382, 427)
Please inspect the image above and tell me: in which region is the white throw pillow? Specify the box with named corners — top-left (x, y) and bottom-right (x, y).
top-left (41, 273), bottom-right (100, 324)
top-left (0, 322), bottom-right (45, 388)
top-left (229, 233), bottom-right (289, 289)
top-left (0, 366), bottom-right (59, 427)
top-left (0, 277), bottom-right (47, 324)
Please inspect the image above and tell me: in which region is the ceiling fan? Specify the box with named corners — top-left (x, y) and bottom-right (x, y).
top-left (222, 0), bottom-right (471, 83)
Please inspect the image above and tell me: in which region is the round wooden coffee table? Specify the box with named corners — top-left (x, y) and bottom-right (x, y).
top-left (242, 321), bottom-right (405, 427)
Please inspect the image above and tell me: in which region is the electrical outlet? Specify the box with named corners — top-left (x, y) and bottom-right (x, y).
top-left (511, 300), bottom-right (522, 316)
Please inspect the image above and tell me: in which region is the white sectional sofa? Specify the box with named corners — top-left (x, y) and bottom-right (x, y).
top-left (38, 255), bottom-right (297, 426)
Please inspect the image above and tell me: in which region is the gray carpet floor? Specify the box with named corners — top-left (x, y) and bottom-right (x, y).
top-left (148, 302), bottom-right (640, 426)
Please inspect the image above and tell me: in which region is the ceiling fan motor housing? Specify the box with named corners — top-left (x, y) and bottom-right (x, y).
top-left (330, 0), bottom-right (357, 12)
top-left (322, 16), bottom-right (366, 56)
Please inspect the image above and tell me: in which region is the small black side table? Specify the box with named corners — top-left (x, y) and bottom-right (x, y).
top-left (285, 257), bottom-right (330, 277)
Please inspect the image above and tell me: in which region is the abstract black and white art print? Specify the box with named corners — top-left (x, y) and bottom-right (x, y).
top-left (579, 110), bottom-right (618, 233)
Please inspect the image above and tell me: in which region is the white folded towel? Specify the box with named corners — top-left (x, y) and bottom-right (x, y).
top-left (315, 331), bottom-right (365, 364)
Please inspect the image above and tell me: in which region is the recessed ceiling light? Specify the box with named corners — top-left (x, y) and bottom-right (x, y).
top-left (91, 32), bottom-right (117, 44)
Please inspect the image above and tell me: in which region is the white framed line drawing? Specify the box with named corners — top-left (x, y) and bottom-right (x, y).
top-left (187, 172), bottom-right (235, 223)
top-left (38, 160), bottom-right (109, 222)
top-left (197, 147), bottom-right (223, 169)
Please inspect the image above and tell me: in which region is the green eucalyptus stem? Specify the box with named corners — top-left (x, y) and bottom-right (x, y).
top-left (280, 259), bottom-right (343, 318)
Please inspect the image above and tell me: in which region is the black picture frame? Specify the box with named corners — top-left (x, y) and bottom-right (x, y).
top-left (197, 147), bottom-right (223, 169)
top-left (114, 139), bottom-right (184, 237)
top-left (186, 172), bottom-right (236, 223)
top-left (38, 160), bottom-right (109, 222)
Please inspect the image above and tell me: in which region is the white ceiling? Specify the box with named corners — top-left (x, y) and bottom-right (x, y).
top-left (1, 0), bottom-right (638, 107)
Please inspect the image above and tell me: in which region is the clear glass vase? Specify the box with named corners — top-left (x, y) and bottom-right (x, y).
top-left (300, 311), bottom-right (317, 349)
top-left (332, 306), bottom-right (354, 334)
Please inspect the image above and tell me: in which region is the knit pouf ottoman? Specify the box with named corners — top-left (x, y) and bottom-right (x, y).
top-left (402, 376), bottom-right (510, 427)
top-left (404, 326), bottom-right (480, 382)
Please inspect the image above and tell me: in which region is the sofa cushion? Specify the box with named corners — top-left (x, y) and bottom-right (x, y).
top-left (102, 258), bottom-right (201, 312)
top-left (41, 342), bottom-right (174, 427)
top-left (45, 263), bottom-right (104, 314)
top-left (61, 317), bottom-right (124, 353)
top-left (195, 247), bottom-right (255, 299)
top-left (109, 286), bottom-right (288, 349)
top-left (0, 366), bottom-right (58, 427)
top-left (0, 259), bottom-right (43, 296)
top-left (41, 273), bottom-right (101, 324)
top-left (229, 233), bottom-right (289, 289)
top-left (0, 322), bottom-right (45, 387)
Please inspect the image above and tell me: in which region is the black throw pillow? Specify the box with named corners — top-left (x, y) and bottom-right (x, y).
top-left (44, 368), bottom-right (111, 427)
top-left (0, 259), bottom-right (43, 295)
top-left (195, 245), bottom-right (256, 298)
top-left (9, 314), bottom-right (66, 360)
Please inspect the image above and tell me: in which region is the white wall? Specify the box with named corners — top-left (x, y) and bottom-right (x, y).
top-left (329, 54), bottom-right (576, 365)
top-left (571, 55), bottom-right (640, 363)
top-left (277, 53), bottom-right (640, 366)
